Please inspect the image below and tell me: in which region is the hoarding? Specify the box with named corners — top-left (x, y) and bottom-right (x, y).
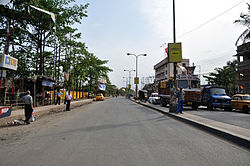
top-left (0, 54), bottom-right (18, 71)
top-left (99, 83), bottom-right (106, 91)
top-left (168, 43), bottom-right (182, 63)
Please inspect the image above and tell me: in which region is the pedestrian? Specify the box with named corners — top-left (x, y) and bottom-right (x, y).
top-left (21, 90), bottom-right (33, 124)
top-left (55, 89), bottom-right (63, 105)
top-left (65, 91), bottom-right (72, 111)
top-left (177, 87), bottom-right (184, 114)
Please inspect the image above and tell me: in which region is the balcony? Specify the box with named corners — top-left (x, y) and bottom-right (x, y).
top-left (238, 60), bottom-right (250, 72)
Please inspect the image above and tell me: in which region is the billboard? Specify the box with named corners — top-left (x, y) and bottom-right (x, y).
top-left (0, 54), bottom-right (18, 71)
top-left (168, 43), bottom-right (182, 63)
top-left (98, 83), bottom-right (106, 91)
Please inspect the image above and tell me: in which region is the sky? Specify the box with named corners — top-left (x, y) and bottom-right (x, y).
top-left (76, 0), bottom-right (248, 89)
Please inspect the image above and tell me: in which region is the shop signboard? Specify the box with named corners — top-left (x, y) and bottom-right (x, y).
top-left (42, 80), bottom-right (54, 87)
top-left (0, 54), bottom-right (18, 71)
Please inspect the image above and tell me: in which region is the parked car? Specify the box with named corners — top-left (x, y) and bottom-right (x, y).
top-left (148, 93), bottom-right (160, 104)
top-left (231, 94), bottom-right (250, 113)
top-left (96, 93), bottom-right (104, 101)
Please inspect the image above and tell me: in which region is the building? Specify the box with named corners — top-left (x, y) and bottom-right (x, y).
top-left (154, 57), bottom-right (190, 83)
top-left (234, 42), bottom-right (250, 94)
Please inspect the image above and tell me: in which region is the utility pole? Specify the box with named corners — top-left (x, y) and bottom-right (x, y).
top-left (173, 0), bottom-right (177, 87)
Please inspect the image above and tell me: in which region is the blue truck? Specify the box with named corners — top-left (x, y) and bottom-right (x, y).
top-left (201, 86), bottom-right (231, 110)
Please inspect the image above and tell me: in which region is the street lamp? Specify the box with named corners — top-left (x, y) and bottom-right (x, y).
top-left (127, 53), bottom-right (147, 99)
top-left (122, 77), bottom-right (128, 88)
top-left (124, 69), bottom-right (135, 98)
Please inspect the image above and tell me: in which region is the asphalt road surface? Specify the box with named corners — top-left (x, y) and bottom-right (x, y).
top-left (149, 103), bottom-right (250, 130)
top-left (186, 108), bottom-right (250, 130)
top-left (0, 97), bottom-right (249, 166)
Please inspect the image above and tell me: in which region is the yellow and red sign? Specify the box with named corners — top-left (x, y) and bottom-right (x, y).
top-left (168, 43), bottom-right (182, 63)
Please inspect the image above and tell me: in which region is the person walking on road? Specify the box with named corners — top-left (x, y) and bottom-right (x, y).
top-left (55, 89), bottom-right (63, 105)
top-left (177, 87), bottom-right (184, 114)
top-left (21, 90), bottom-right (33, 124)
top-left (65, 91), bottom-right (72, 111)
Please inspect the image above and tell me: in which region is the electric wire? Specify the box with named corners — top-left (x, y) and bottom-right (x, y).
top-left (178, 0), bottom-right (247, 38)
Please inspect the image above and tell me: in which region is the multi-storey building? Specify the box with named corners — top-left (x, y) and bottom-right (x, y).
top-left (154, 57), bottom-right (189, 83)
top-left (234, 42), bottom-right (250, 93)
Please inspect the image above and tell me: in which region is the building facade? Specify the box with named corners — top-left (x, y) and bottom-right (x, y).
top-left (234, 42), bottom-right (250, 94)
top-left (154, 57), bottom-right (189, 83)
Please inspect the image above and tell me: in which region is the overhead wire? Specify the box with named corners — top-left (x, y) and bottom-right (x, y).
top-left (178, 0), bottom-right (247, 38)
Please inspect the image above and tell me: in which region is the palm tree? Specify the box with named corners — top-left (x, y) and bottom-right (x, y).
top-left (234, 3), bottom-right (250, 46)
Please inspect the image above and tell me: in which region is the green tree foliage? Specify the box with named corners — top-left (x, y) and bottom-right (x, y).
top-left (203, 60), bottom-right (237, 94)
top-left (0, 0), bottom-right (113, 93)
top-left (234, 3), bottom-right (250, 46)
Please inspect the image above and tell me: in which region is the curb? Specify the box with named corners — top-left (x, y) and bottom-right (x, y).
top-left (131, 99), bottom-right (250, 150)
top-left (0, 99), bottom-right (93, 128)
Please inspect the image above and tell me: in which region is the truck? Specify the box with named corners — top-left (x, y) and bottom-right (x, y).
top-left (201, 86), bottom-right (231, 110)
top-left (158, 74), bottom-right (201, 109)
top-left (158, 76), bottom-right (231, 110)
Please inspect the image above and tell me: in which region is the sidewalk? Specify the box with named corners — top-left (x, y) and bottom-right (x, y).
top-left (0, 99), bottom-right (93, 127)
top-left (131, 99), bottom-right (250, 150)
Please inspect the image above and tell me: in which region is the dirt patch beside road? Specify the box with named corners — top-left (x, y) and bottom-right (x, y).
top-left (0, 101), bottom-right (94, 148)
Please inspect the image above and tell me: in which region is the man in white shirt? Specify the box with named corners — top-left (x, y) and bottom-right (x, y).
top-left (21, 90), bottom-right (33, 124)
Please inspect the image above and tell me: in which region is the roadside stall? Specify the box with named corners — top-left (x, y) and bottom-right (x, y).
top-left (35, 75), bottom-right (55, 106)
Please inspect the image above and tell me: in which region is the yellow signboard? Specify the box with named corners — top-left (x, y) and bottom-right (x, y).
top-left (168, 43), bottom-right (182, 63)
top-left (160, 81), bottom-right (167, 88)
top-left (128, 84), bottom-right (131, 89)
top-left (134, 77), bottom-right (139, 84)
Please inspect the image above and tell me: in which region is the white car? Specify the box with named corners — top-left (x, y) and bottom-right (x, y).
top-left (148, 93), bottom-right (160, 104)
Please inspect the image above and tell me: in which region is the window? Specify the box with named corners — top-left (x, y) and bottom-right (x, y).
top-left (210, 88), bottom-right (226, 95)
top-left (232, 96), bottom-right (238, 100)
top-left (178, 80), bottom-right (188, 88)
top-left (243, 96), bottom-right (250, 100)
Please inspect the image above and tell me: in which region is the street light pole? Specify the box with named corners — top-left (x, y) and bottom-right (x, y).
top-left (173, 0), bottom-right (177, 87)
top-left (127, 53), bottom-right (147, 99)
top-left (124, 69), bottom-right (135, 98)
top-left (122, 77), bottom-right (128, 88)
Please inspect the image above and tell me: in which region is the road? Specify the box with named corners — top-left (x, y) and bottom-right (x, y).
top-left (150, 103), bottom-right (250, 130)
top-left (186, 107), bottom-right (250, 130)
top-left (0, 97), bottom-right (249, 166)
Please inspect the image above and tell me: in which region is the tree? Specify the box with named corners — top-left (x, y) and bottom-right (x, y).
top-left (203, 60), bottom-right (237, 94)
top-left (234, 3), bottom-right (250, 46)
top-left (0, 0), bottom-right (114, 94)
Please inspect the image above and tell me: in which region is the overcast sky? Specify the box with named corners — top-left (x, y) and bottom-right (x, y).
top-left (76, 0), bottom-right (248, 88)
